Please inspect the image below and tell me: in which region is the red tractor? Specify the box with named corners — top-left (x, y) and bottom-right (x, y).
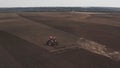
top-left (46, 36), bottom-right (58, 47)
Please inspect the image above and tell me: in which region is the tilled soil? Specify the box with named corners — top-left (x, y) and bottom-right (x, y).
top-left (0, 12), bottom-right (120, 68)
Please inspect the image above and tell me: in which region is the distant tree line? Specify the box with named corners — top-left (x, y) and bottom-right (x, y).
top-left (0, 7), bottom-right (120, 13)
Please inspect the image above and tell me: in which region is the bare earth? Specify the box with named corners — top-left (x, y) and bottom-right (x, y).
top-left (0, 12), bottom-right (120, 68)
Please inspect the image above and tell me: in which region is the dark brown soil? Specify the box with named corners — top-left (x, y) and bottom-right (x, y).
top-left (19, 12), bottom-right (120, 50)
top-left (0, 31), bottom-right (119, 68)
top-left (0, 12), bottom-right (120, 68)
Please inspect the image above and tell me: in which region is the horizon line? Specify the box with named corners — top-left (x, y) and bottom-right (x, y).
top-left (0, 6), bottom-right (120, 8)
